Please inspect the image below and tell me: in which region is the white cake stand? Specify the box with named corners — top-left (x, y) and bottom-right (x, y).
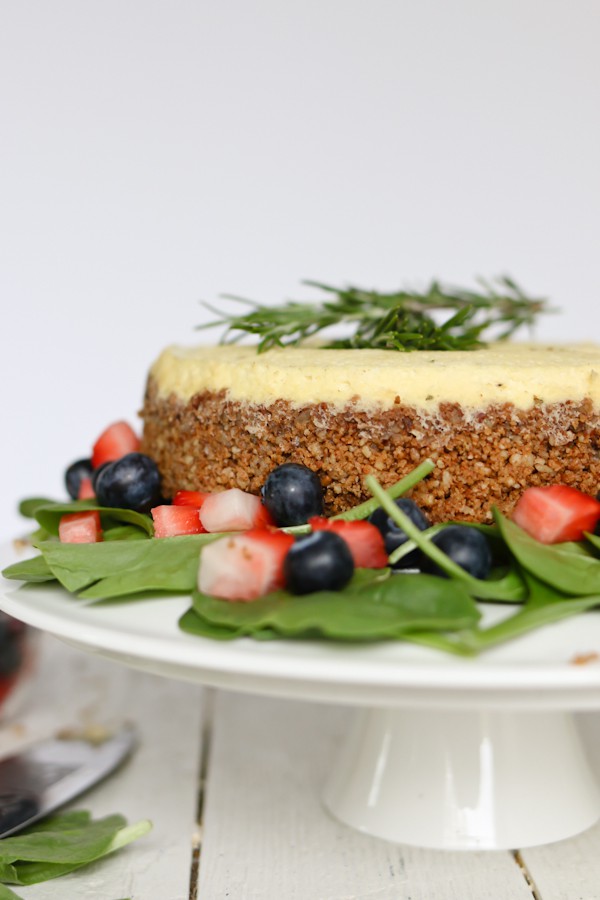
top-left (3, 542), bottom-right (600, 850)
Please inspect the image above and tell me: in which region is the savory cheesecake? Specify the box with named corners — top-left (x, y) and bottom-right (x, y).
top-left (140, 343), bottom-right (600, 522)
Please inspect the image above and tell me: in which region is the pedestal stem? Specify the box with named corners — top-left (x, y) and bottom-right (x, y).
top-left (323, 707), bottom-right (600, 849)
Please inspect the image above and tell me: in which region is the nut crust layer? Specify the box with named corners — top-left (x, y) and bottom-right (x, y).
top-left (141, 379), bottom-right (600, 522)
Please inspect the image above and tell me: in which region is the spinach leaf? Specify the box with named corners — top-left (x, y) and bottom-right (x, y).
top-left (0, 812), bottom-right (151, 887)
top-left (407, 570), bottom-right (600, 655)
top-left (2, 555), bottom-right (56, 583)
top-left (35, 534), bottom-right (221, 598)
top-left (180, 609), bottom-right (279, 641)
top-left (471, 571), bottom-right (600, 652)
top-left (19, 811), bottom-right (92, 833)
top-left (0, 884), bottom-right (23, 899)
top-left (190, 570), bottom-right (480, 640)
top-left (0, 813), bottom-right (128, 865)
top-left (584, 532), bottom-right (600, 554)
top-left (102, 525), bottom-right (150, 542)
top-left (18, 498), bottom-right (56, 519)
top-left (31, 500), bottom-right (154, 537)
top-left (494, 510), bottom-right (600, 595)
top-left (17, 495), bottom-right (153, 542)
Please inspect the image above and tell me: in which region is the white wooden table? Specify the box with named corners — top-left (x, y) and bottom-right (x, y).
top-left (2, 633), bottom-right (600, 900)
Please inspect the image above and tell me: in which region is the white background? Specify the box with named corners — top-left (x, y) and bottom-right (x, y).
top-left (1, 0), bottom-right (599, 540)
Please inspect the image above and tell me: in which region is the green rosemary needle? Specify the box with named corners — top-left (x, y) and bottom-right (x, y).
top-left (198, 276), bottom-right (551, 353)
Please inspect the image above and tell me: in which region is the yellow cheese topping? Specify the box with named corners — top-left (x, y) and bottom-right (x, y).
top-left (149, 343), bottom-right (600, 411)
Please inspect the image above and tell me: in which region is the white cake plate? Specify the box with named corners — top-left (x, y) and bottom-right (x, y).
top-left (3, 542), bottom-right (600, 850)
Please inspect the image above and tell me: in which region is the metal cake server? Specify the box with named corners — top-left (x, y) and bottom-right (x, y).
top-left (0, 723), bottom-right (136, 838)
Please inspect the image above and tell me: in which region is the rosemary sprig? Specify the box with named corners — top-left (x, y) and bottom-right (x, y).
top-left (198, 276), bottom-right (551, 353)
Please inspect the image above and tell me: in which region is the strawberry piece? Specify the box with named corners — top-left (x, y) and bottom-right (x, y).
top-left (91, 421), bottom-right (140, 468)
top-left (152, 505), bottom-right (206, 538)
top-left (199, 488), bottom-right (275, 533)
top-left (77, 477), bottom-right (95, 500)
top-left (309, 517), bottom-right (389, 568)
top-left (198, 529), bottom-right (294, 601)
top-left (172, 490), bottom-right (212, 509)
top-left (512, 485), bottom-right (600, 544)
top-left (59, 511), bottom-right (102, 544)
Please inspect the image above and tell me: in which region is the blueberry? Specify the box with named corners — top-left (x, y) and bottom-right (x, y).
top-left (65, 458), bottom-right (94, 500)
top-left (369, 498), bottom-right (430, 569)
top-left (261, 463), bottom-right (324, 526)
top-left (420, 525), bottom-right (492, 580)
top-left (94, 452), bottom-right (162, 513)
top-left (284, 531), bottom-right (354, 594)
top-left (91, 461), bottom-right (112, 492)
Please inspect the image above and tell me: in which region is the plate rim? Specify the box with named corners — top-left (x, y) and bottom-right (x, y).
top-left (4, 542), bottom-right (600, 706)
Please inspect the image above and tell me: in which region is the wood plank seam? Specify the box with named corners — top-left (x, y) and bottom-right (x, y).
top-left (513, 851), bottom-right (543, 900)
top-left (190, 688), bottom-right (217, 900)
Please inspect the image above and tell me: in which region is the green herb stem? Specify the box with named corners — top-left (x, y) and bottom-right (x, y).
top-left (365, 475), bottom-right (477, 582)
top-left (388, 523), bottom-right (446, 565)
top-left (364, 475), bottom-right (525, 601)
top-left (471, 596), bottom-right (600, 652)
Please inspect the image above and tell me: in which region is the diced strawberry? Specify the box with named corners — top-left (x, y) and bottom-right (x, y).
top-left (512, 485), bottom-right (600, 544)
top-left (91, 421), bottom-right (140, 468)
top-left (77, 477), bottom-right (95, 500)
top-left (253, 503), bottom-right (276, 528)
top-left (172, 490), bottom-right (212, 509)
top-left (59, 511), bottom-right (102, 544)
top-left (151, 505), bottom-right (206, 538)
top-left (198, 529), bottom-right (294, 601)
top-left (309, 517), bottom-right (389, 568)
top-left (199, 488), bottom-right (275, 533)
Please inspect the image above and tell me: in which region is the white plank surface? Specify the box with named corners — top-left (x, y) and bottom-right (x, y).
top-left (6, 636), bottom-right (600, 899)
top-left (197, 692), bottom-right (535, 900)
top-left (518, 713), bottom-right (600, 900)
top-left (0, 633), bottom-right (204, 900)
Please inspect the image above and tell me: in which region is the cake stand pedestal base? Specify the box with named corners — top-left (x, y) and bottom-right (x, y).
top-left (323, 707), bottom-right (600, 850)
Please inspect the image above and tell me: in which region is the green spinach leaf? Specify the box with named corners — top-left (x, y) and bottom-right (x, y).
top-left (190, 570), bottom-right (480, 640)
top-left (407, 569), bottom-right (600, 655)
top-left (18, 498), bottom-right (56, 519)
top-left (31, 500), bottom-right (154, 537)
top-left (35, 534), bottom-right (221, 598)
top-left (494, 510), bottom-right (600, 595)
top-left (2, 555), bottom-right (56, 583)
top-left (470, 571), bottom-right (600, 652)
top-left (180, 609), bottom-right (279, 641)
top-left (0, 812), bottom-right (151, 887)
top-left (0, 884), bottom-right (23, 899)
top-left (102, 525), bottom-right (150, 542)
